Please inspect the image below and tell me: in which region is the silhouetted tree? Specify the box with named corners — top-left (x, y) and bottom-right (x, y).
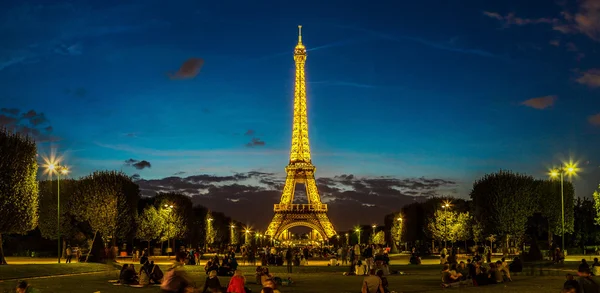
top-left (471, 170), bottom-right (536, 244)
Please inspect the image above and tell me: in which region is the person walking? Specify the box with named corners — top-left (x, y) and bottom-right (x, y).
top-left (65, 246), bottom-right (73, 263)
top-left (285, 248), bottom-right (293, 273)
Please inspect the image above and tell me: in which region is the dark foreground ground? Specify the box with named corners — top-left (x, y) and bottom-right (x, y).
top-left (0, 261), bottom-right (589, 293)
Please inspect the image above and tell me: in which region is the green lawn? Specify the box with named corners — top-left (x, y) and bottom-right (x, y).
top-left (0, 262), bottom-right (585, 293)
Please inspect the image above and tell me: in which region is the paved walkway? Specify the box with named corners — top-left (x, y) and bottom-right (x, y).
top-left (6, 253), bottom-right (597, 266)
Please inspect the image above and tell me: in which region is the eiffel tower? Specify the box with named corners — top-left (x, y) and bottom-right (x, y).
top-left (265, 26), bottom-right (336, 242)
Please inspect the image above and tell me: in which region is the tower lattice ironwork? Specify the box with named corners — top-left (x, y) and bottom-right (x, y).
top-left (265, 26), bottom-right (336, 241)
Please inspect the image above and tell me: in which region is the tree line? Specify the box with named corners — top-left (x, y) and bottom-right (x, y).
top-left (0, 128), bottom-right (245, 264)
top-left (386, 170), bottom-right (600, 259)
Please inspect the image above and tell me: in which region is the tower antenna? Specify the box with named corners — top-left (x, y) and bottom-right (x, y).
top-left (298, 25), bottom-right (302, 44)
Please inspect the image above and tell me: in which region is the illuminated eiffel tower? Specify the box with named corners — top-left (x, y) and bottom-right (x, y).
top-left (265, 26), bottom-right (336, 242)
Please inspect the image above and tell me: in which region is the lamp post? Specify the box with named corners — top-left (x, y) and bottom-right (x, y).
top-left (442, 202), bottom-right (451, 248)
top-left (230, 224), bottom-right (236, 245)
top-left (244, 228), bottom-right (251, 245)
top-left (163, 204), bottom-right (174, 258)
top-left (371, 224), bottom-right (377, 244)
top-left (46, 162), bottom-right (69, 264)
top-left (206, 217), bottom-right (213, 249)
top-left (550, 162), bottom-right (578, 252)
top-left (345, 233), bottom-right (349, 246)
top-left (396, 217), bottom-right (403, 251)
top-left (355, 228), bottom-right (361, 245)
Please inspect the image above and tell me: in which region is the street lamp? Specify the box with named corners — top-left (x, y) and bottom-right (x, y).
top-left (230, 224), bottom-right (236, 245)
top-left (244, 228), bottom-right (251, 245)
top-left (396, 217), bottom-right (403, 251)
top-left (45, 160), bottom-right (69, 264)
top-left (371, 224), bottom-right (377, 244)
top-left (163, 204), bottom-right (174, 258)
top-left (345, 233), bottom-right (349, 246)
top-left (442, 202), bottom-right (451, 248)
top-left (355, 227), bottom-right (361, 245)
top-left (550, 161), bottom-right (578, 252)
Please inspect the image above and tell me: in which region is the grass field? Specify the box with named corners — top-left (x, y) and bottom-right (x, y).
top-left (0, 262), bottom-right (587, 293)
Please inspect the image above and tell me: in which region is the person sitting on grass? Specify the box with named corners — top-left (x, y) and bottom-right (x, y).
top-left (441, 264), bottom-right (462, 288)
top-left (508, 256), bottom-right (523, 273)
top-left (456, 261), bottom-right (469, 280)
top-left (263, 278), bottom-right (281, 293)
top-left (123, 264), bottom-right (139, 285)
top-left (473, 262), bottom-right (489, 286)
top-left (226, 269), bottom-right (246, 293)
top-left (119, 264), bottom-right (129, 283)
top-left (577, 267), bottom-right (600, 293)
top-left (361, 268), bottom-right (384, 293)
top-left (355, 259), bottom-right (366, 276)
top-left (495, 260), bottom-right (511, 282)
top-left (149, 261), bottom-right (164, 284)
top-left (488, 263), bottom-right (503, 284)
top-left (376, 269), bottom-right (390, 293)
top-left (16, 281), bottom-right (40, 293)
top-left (201, 270), bottom-right (222, 293)
top-left (161, 251), bottom-right (195, 293)
top-left (255, 266), bottom-right (263, 284)
top-left (563, 274), bottom-right (580, 292)
top-left (139, 264), bottom-right (151, 286)
top-left (593, 258), bottom-right (600, 276)
top-left (260, 267), bottom-right (275, 287)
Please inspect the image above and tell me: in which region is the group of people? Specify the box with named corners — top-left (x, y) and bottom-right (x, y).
top-left (561, 259), bottom-right (600, 292)
top-left (118, 261), bottom-right (164, 286)
top-left (340, 244), bottom-right (393, 277)
top-left (204, 252), bottom-right (240, 276)
top-left (440, 256), bottom-right (519, 288)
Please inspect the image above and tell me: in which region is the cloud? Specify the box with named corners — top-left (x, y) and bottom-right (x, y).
top-left (136, 171), bottom-right (457, 229)
top-left (244, 129), bottom-right (255, 136)
top-left (124, 158), bottom-right (152, 170)
top-left (0, 108), bottom-right (57, 142)
top-left (174, 171), bottom-right (186, 176)
top-left (521, 95), bottom-right (557, 110)
top-left (483, 11), bottom-right (556, 27)
top-left (589, 113), bottom-right (600, 126)
top-left (131, 174), bottom-right (141, 181)
top-left (246, 137), bottom-right (265, 148)
top-left (484, 1), bottom-right (600, 42)
top-left (576, 69), bottom-right (600, 88)
top-left (549, 40), bottom-right (561, 46)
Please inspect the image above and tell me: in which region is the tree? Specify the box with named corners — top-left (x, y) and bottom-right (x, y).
top-left (453, 212), bottom-right (472, 244)
top-left (137, 206), bottom-right (163, 254)
top-left (593, 185), bottom-right (600, 226)
top-left (427, 209), bottom-right (457, 245)
top-left (472, 220), bottom-right (484, 244)
top-left (471, 170), bottom-right (537, 243)
top-left (159, 205), bottom-right (184, 254)
top-left (72, 172), bottom-right (119, 261)
top-left (535, 179), bottom-right (575, 244)
top-left (573, 198), bottom-right (600, 250)
top-left (373, 231), bottom-right (385, 245)
top-left (38, 180), bottom-right (83, 244)
top-left (0, 129), bottom-right (39, 264)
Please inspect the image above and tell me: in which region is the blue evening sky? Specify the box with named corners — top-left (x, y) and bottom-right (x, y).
top-left (1, 0), bottom-right (599, 200)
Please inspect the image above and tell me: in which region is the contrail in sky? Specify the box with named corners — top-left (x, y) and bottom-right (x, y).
top-left (247, 37), bottom-right (370, 63)
top-left (336, 25), bottom-right (502, 59)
